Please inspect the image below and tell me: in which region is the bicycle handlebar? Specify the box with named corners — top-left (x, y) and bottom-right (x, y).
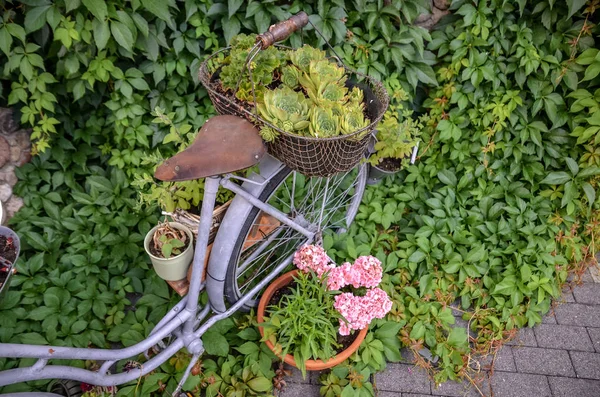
top-left (256, 12), bottom-right (309, 49)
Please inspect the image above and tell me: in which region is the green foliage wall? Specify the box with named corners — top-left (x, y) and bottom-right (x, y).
top-left (1, 0), bottom-right (600, 395)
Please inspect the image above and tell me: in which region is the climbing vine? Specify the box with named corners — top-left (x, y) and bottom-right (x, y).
top-left (1, 0), bottom-right (600, 395)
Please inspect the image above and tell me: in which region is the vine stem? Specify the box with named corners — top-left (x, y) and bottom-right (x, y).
top-left (464, 373), bottom-right (486, 397)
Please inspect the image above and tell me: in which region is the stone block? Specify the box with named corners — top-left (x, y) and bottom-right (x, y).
top-left (512, 347), bottom-right (575, 377)
top-left (572, 283), bottom-right (600, 305)
top-left (434, 0), bottom-right (449, 10)
top-left (277, 383), bottom-right (321, 397)
top-left (548, 377), bottom-right (600, 397)
top-left (374, 363), bottom-right (431, 394)
top-left (478, 346), bottom-right (516, 372)
top-left (534, 323), bottom-right (594, 352)
top-left (587, 328), bottom-right (600, 353)
top-left (554, 303), bottom-right (600, 327)
top-left (489, 372), bottom-right (551, 397)
top-left (0, 136), bottom-right (9, 168)
top-left (0, 183), bottom-right (11, 202)
top-left (505, 327), bottom-right (536, 347)
top-left (0, 165), bottom-right (17, 186)
top-left (542, 311), bottom-right (557, 324)
top-left (570, 351), bottom-right (600, 380)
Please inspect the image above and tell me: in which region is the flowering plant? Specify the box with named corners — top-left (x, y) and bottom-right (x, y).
top-left (293, 245), bottom-right (393, 336)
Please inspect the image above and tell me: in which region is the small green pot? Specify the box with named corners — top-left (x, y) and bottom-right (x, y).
top-left (144, 222), bottom-right (194, 281)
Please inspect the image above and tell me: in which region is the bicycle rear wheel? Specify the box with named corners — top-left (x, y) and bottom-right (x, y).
top-left (222, 163), bottom-right (367, 310)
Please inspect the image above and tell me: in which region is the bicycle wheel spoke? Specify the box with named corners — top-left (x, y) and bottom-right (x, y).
top-left (226, 164), bottom-right (366, 307)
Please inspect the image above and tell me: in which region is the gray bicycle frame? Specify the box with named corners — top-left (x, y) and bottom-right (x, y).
top-left (0, 156), bottom-right (364, 395)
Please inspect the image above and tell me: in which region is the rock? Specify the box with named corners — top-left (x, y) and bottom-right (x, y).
top-left (13, 130), bottom-right (31, 151)
top-left (0, 165), bottom-right (18, 186)
top-left (414, 13), bottom-right (433, 25)
top-left (16, 150), bottom-right (31, 167)
top-left (434, 0), bottom-right (449, 10)
top-left (0, 184), bottom-right (11, 202)
top-left (415, 7), bottom-right (450, 29)
top-left (0, 137), bottom-right (10, 168)
top-left (5, 195), bottom-right (23, 219)
top-left (0, 108), bottom-right (17, 135)
top-left (10, 145), bottom-right (21, 163)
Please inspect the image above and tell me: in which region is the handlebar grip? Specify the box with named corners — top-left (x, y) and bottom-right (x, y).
top-left (256, 12), bottom-right (309, 49)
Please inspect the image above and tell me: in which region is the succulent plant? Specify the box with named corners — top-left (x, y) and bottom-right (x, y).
top-left (309, 107), bottom-right (340, 138)
top-left (219, 34), bottom-right (286, 102)
top-left (340, 108), bottom-right (369, 135)
top-left (348, 86), bottom-right (364, 106)
top-left (281, 65), bottom-right (300, 89)
top-left (289, 45), bottom-right (326, 73)
top-left (259, 126), bottom-right (279, 142)
top-left (258, 86), bottom-right (311, 133)
top-left (215, 34), bottom-right (374, 141)
top-left (298, 60), bottom-right (347, 103)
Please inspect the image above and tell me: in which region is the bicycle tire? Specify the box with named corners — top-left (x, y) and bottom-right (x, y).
top-left (50, 379), bottom-right (82, 397)
top-left (223, 163), bottom-right (367, 310)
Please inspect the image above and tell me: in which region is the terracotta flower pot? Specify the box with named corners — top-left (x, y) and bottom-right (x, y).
top-left (257, 270), bottom-right (368, 371)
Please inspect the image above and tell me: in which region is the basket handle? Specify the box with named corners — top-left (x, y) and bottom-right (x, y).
top-left (256, 12), bottom-right (309, 49)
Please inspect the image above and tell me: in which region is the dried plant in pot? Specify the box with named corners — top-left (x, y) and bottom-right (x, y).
top-left (143, 220), bottom-right (194, 281)
top-left (0, 225), bottom-right (20, 301)
top-left (257, 245), bottom-right (392, 378)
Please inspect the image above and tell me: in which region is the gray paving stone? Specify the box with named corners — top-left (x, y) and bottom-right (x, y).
top-left (375, 363), bottom-right (431, 394)
top-left (400, 347), bottom-right (417, 363)
top-left (570, 351), bottom-right (600, 380)
top-left (534, 323), bottom-right (595, 352)
top-left (376, 392), bottom-right (402, 397)
top-left (554, 303), bottom-right (600, 327)
top-left (588, 328), bottom-right (600, 353)
top-left (403, 394), bottom-right (438, 397)
top-left (277, 383), bottom-right (321, 397)
top-left (489, 372), bottom-right (551, 397)
top-left (542, 311), bottom-right (557, 324)
top-left (283, 364), bottom-right (312, 384)
top-left (573, 283), bottom-right (600, 305)
top-left (404, 394), bottom-right (440, 397)
top-left (561, 290), bottom-right (576, 303)
top-left (505, 327), bottom-right (537, 347)
top-left (478, 346), bottom-right (516, 372)
top-left (431, 379), bottom-right (478, 396)
top-left (548, 376), bottom-right (600, 397)
top-left (569, 269), bottom-right (594, 283)
top-left (512, 347), bottom-right (575, 377)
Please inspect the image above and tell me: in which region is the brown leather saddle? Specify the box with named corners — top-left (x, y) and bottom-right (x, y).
top-left (154, 115), bottom-right (266, 182)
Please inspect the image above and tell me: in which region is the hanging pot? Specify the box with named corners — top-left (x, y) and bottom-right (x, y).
top-left (144, 222), bottom-right (194, 281)
top-left (257, 270), bottom-right (368, 371)
top-left (0, 226), bottom-right (20, 301)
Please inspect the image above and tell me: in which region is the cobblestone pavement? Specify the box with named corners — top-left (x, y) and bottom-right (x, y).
top-left (276, 266), bottom-right (600, 397)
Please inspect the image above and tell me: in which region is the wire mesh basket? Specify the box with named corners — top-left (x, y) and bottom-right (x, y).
top-left (198, 15), bottom-right (389, 177)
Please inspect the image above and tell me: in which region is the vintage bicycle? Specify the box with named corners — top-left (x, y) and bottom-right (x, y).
top-left (0, 12), bottom-right (391, 397)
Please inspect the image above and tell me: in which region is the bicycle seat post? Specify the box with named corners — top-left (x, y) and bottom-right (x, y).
top-left (181, 176), bottom-right (220, 348)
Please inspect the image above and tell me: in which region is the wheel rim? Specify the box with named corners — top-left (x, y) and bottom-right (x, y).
top-left (232, 164), bottom-right (366, 305)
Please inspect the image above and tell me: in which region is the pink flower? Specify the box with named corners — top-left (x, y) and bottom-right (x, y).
top-left (293, 244), bottom-right (334, 276)
top-left (325, 256), bottom-right (383, 291)
top-left (334, 288), bottom-right (393, 335)
top-left (352, 256), bottom-right (383, 288)
top-left (292, 246), bottom-right (392, 335)
top-left (327, 262), bottom-right (352, 290)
